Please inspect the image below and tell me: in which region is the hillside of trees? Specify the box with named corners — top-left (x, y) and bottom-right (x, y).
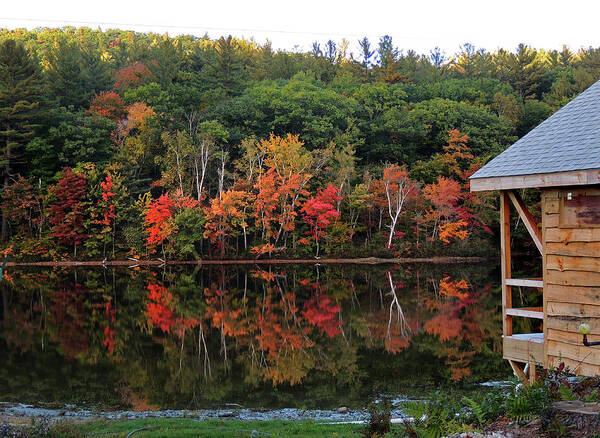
top-left (1, 27), bottom-right (598, 260)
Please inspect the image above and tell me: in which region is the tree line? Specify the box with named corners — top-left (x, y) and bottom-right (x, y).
top-left (1, 27), bottom-right (598, 260)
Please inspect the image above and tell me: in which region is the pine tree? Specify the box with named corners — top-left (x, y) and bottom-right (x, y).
top-left (81, 46), bottom-right (112, 96)
top-left (46, 38), bottom-right (90, 109)
top-left (0, 39), bottom-right (44, 240)
top-left (202, 36), bottom-right (247, 97)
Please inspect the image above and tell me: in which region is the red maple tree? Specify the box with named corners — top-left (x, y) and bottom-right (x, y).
top-left (48, 168), bottom-right (88, 255)
top-left (300, 184), bottom-right (342, 256)
top-left (88, 91), bottom-right (126, 121)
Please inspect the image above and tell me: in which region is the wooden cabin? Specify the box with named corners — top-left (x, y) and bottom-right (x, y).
top-left (470, 80), bottom-right (600, 381)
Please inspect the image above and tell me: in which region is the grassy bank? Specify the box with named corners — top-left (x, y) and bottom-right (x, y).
top-left (5, 369), bottom-right (600, 437)
top-left (7, 418), bottom-right (371, 437)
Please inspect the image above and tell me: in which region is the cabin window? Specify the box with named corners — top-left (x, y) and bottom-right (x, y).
top-left (559, 193), bottom-right (600, 228)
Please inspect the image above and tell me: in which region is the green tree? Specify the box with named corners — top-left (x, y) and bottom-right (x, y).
top-left (26, 109), bottom-right (114, 181)
top-left (201, 36), bottom-right (247, 97)
top-left (494, 44), bottom-right (551, 100)
top-left (46, 38), bottom-right (92, 109)
top-left (0, 39), bottom-right (45, 240)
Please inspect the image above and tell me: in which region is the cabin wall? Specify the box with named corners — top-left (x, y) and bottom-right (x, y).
top-left (543, 187), bottom-right (600, 376)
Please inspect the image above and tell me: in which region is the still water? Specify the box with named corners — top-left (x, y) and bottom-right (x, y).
top-left (0, 263), bottom-right (536, 410)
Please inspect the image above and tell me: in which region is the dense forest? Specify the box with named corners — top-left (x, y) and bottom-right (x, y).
top-left (1, 27), bottom-right (598, 260)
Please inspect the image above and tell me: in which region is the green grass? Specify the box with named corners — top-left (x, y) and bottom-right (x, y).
top-left (65, 418), bottom-right (371, 438)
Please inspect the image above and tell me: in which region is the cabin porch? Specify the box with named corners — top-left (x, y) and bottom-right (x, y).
top-left (497, 186), bottom-right (600, 381)
top-left (499, 190), bottom-right (545, 382)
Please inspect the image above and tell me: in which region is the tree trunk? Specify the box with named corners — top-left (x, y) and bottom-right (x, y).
top-left (1, 145), bottom-right (10, 241)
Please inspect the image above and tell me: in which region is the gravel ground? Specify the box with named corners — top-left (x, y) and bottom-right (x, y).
top-left (0, 402), bottom-right (408, 423)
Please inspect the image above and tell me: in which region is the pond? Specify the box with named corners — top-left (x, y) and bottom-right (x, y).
top-left (0, 262), bottom-right (540, 411)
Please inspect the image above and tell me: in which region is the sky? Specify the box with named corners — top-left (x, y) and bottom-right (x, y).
top-left (1, 0), bottom-right (599, 57)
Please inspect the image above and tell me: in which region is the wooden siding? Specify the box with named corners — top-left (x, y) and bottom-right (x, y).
top-left (543, 187), bottom-right (600, 375)
top-left (504, 336), bottom-right (544, 365)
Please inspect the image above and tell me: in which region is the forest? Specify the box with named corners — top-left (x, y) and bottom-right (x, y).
top-left (1, 27), bottom-right (598, 261)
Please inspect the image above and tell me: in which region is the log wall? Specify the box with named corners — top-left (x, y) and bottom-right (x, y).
top-left (543, 187), bottom-right (600, 375)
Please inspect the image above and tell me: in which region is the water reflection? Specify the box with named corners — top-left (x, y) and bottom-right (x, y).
top-left (0, 264), bottom-right (507, 410)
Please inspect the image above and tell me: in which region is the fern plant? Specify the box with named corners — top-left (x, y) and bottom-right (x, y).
top-left (401, 393), bottom-right (474, 438)
top-left (461, 396), bottom-right (485, 426)
top-left (558, 385), bottom-right (576, 401)
top-left (505, 382), bottom-right (551, 421)
top-left (583, 389), bottom-right (599, 403)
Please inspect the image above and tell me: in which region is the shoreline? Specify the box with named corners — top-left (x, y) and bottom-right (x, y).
top-left (6, 256), bottom-right (489, 267)
top-left (0, 402), bottom-right (403, 424)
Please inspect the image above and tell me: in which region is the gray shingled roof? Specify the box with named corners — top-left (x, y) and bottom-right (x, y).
top-left (471, 79), bottom-right (600, 179)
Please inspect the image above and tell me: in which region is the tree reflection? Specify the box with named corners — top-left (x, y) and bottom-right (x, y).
top-left (0, 263), bottom-right (504, 409)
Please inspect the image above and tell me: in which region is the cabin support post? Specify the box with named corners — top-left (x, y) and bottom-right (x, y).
top-left (529, 360), bottom-right (537, 384)
top-left (500, 191), bottom-right (512, 337)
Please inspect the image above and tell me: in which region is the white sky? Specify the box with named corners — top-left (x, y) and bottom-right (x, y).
top-left (1, 0), bottom-right (599, 57)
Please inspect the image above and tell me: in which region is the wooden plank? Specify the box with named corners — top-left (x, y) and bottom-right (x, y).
top-left (547, 340), bottom-right (600, 366)
top-left (560, 194), bottom-right (600, 228)
top-left (545, 213), bottom-right (559, 228)
top-left (547, 255), bottom-right (600, 272)
top-left (547, 301), bottom-right (600, 318)
top-left (506, 308), bottom-right (544, 319)
top-left (500, 191), bottom-right (512, 337)
top-left (505, 278), bottom-right (543, 288)
top-left (547, 328), bottom-right (600, 345)
top-left (546, 269), bottom-right (600, 287)
top-left (543, 190), bottom-right (559, 201)
top-left (529, 360), bottom-right (537, 384)
top-left (546, 284), bottom-right (600, 305)
top-left (508, 360), bottom-right (528, 381)
top-left (503, 336), bottom-right (544, 364)
top-left (547, 315), bottom-right (600, 335)
top-left (547, 356), bottom-right (600, 377)
top-left (542, 191), bottom-right (550, 370)
top-left (546, 242), bottom-right (600, 258)
top-left (545, 200), bottom-right (560, 214)
top-left (508, 191), bottom-right (543, 254)
top-left (470, 169), bottom-right (600, 192)
top-left (545, 228), bottom-right (600, 243)
top-left (561, 188), bottom-right (600, 197)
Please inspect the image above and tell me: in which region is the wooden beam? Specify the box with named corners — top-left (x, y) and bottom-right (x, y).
top-left (506, 307), bottom-right (544, 319)
top-left (529, 362), bottom-right (537, 384)
top-left (508, 360), bottom-right (528, 381)
top-left (505, 278), bottom-right (543, 288)
top-left (500, 191), bottom-right (512, 337)
top-left (470, 169), bottom-right (600, 192)
top-left (508, 191), bottom-right (543, 254)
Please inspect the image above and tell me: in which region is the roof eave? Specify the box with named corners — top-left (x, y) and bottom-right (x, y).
top-left (470, 169), bottom-right (600, 192)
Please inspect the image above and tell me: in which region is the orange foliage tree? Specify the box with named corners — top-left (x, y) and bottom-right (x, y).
top-left (422, 176), bottom-right (467, 243)
top-left (203, 189), bottom-right (249, 257)
top-left (251, 134), bottom-right (324, 254)
top-left (88, 91), bottom-right (126, 121)
top-left (114, 62), bottom-right (153, 90)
